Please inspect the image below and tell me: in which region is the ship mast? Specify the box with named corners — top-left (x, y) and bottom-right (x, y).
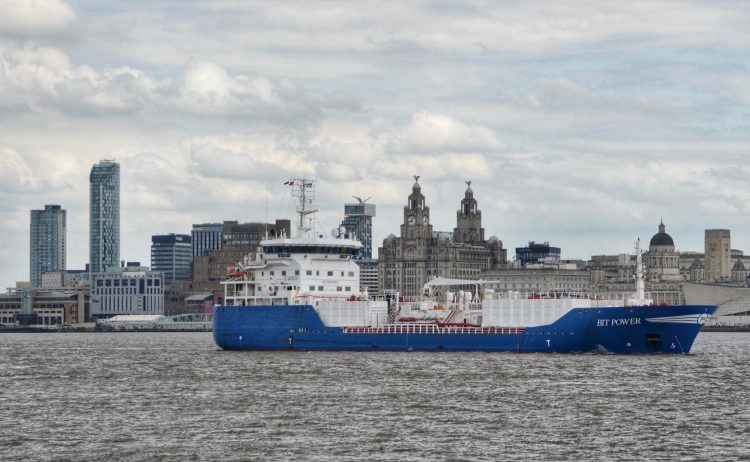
top-left (635, 237), bottom-right (645, 300)
top-left (289, 178), bottom-right (317, 237)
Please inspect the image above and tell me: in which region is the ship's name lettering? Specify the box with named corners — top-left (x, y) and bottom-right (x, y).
top-left (597, 318), bottom-right (642, 327)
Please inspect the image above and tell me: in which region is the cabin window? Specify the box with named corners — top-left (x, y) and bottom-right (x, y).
top-left (327, 271), bottom-right (333, 276)
top-left (340, 272), bottom-right (344, 276)
top-left (309, 286), bottom-right (315, 291)
top-left (316, 271), bottom-right (320, 276)
top-left (306, 270), bottom-right (312, 275)
top-left (345, 286), bottom-right (351, 291)
top-left (281, 271), bottom-right (287, 276)
top-left (318, 286), bottom-right (324, 291)
top-left (337, 286), bottom-right (342, 292)
top-left (270, 271), bottom-right (274, 276)
top-left (295, 270), bottom-right (300, 275)
top-left (287, 286), bottom-right (293, 290)
top-left (348, 272), bottom-right (354, 277)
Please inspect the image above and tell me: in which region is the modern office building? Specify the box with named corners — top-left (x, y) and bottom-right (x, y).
top-left (515, 241), bottom-right (561, 266)
top-left (357, 259), bottom-right (379, 296)
top-left (191, 223), bottom-right (223, 257)
top-left (30, 204), bottom-right (66, 287)
top-left (340, 198), bottom-right (376, 259)
top-left (90, 160), bottom-right (120, 274)
top-left (151, 234), bottom-right (192, 284)
top-left (705, 229), bottom-right (731, 282)
top-left (90, 265), bottom-right (163, 320)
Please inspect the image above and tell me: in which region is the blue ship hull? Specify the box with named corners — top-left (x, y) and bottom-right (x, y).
top-left (213, 304), bottom-right (716, 354)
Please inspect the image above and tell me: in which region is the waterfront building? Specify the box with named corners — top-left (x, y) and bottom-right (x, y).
top-left (481, 267), bottom-right (590, 294)
top-left (41, 270), bottom-right (87, 289)
top-left (705, 229), bottom-right (731, 282)
top-left (515, 241), bottom-right (561, 266)
top-left (89, 160), bottom-right (120, 274)
top-left (151, 234), bottom-right (192, 284)
top-left (0, 288), bottom-right (86, 325)
top-left (357, 259), bottom-right (379, 296)
top-left (340, 198), bottom-right (376, 259)
top-left (731, 259), bottom-right (749, 285)
top-left (645, 221), bottom-right (682, 282)
top-left (30, 204), bottom-right (66, 287)
top-left (191, 223), bottom-right (222, 257)
top-left (90, 266), bottom-right (163, 320)
top-left (378, 178), bottom-right (507, 297)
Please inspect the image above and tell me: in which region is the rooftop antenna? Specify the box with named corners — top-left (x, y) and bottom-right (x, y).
top-left (414, 175), bottom-right (420, 182)
top-left (466, 180), bottom-right (472, 188)
top-left (352, 195), bottom-right (371, 204)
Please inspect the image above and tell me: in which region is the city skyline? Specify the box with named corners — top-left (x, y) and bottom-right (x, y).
top-left (2, 1), bottom-right (750, 289)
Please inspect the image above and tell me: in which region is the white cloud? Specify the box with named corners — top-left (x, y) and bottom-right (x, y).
top-left (0, 0), bottom-right (77, 36)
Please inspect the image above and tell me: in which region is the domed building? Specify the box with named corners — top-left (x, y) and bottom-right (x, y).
top-left (731, 259), bottom-right (748, 284)
top-left (645, 220), bottom-right (682, 283)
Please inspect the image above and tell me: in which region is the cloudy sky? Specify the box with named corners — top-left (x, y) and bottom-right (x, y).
top-left (2, 0), bottom-right (750, 287)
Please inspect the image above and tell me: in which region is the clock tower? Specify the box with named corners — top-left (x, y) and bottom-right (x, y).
top-left (454, 181), bottom-right (484, 244)
top-left (401, 176), bottom-right (432, 240)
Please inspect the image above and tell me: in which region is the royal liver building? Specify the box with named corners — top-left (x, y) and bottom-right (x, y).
top-left (378, 177), bottom-right (507, 297)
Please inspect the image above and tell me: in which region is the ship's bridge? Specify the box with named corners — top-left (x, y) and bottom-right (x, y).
top-left (260, 236), bottom-right (363, 260)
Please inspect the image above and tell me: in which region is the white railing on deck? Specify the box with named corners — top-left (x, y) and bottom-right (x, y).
top-left (343, 325), bottom-right (524, 335)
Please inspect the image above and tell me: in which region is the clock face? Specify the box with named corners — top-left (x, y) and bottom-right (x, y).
top-left (407, 215), bottom-right (416, 226)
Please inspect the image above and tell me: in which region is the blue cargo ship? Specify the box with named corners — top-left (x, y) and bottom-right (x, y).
top-left (213, 178), bottom-right (715, 354)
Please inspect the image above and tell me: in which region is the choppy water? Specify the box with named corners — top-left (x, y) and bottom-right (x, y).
top-left (0, 332), bottom-right (748, 461)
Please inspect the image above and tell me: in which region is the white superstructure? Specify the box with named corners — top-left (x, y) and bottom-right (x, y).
top-left (223, 179), bottom-right (372, 313)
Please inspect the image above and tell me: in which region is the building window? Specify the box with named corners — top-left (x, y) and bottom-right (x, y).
top-left (327, 271), bottom-right (333, 276)
top-left (318, 286), bottom-right (324, 291)
top-left (309, 286), bottom-right (315, 291)
top-left (306, 270), bottom-right (312, 275)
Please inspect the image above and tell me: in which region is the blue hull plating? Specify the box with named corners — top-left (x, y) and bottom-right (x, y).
top-left (213, 304), bottom-right (716, 354)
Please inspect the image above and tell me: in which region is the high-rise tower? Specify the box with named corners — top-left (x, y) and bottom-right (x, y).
top-left (30, 204), bottom-right (66, 287)
top-left (340, 197), bottom-right (376, 259)
top-left (90, 160), bottom-right (120, 273)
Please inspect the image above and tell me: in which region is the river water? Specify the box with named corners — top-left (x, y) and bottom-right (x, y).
top-left (0, 332), bottom-right (748, 461)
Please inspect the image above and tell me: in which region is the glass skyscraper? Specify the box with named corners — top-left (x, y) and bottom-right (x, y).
top-left (151, 234), bottom-right (193, 283)
top-left (340, 199), bottom-right (376, 259)
top-left (30, 204), bottom-right (66, 287)
top-left (90, 160), bottom-right (120, 274)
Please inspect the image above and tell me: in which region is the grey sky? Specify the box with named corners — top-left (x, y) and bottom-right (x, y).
top-left (1, 0), bottom-right (749, 288)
